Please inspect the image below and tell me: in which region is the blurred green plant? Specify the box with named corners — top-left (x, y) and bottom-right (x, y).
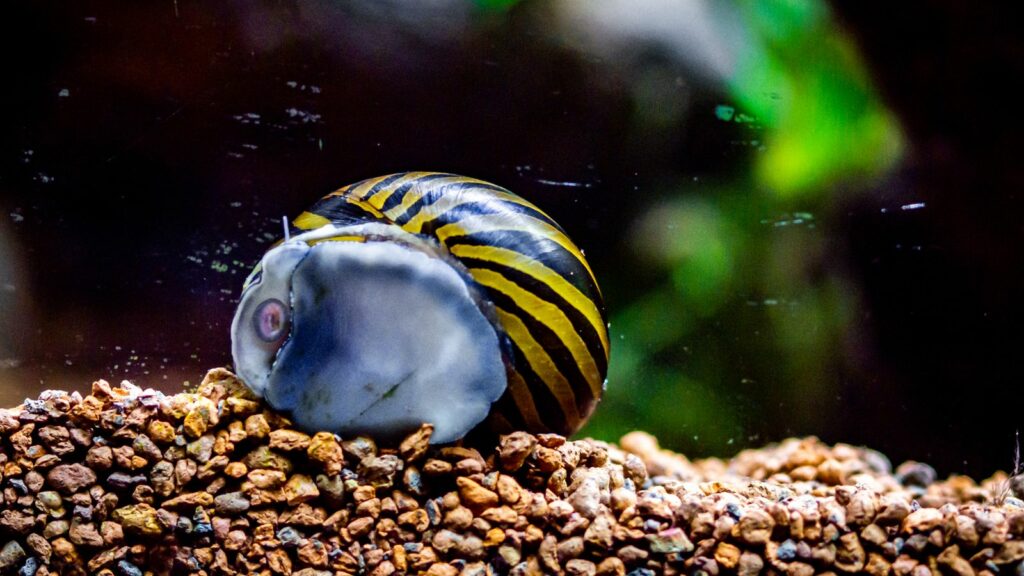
top-left (472, 0), bottom-right (522, 11)
top-left (580, 0), bottom-right (902, 455)
top-left (734, 0), bottom-right (904, 196)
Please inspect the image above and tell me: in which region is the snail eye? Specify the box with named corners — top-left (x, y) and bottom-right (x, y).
top-left (253, 298), bottom-right (289, 343)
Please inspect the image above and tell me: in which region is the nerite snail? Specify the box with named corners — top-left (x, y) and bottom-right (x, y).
top-left (231, 172), bottom-right (609, 443)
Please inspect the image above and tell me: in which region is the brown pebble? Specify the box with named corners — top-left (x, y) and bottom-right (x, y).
top-left (618, 544), bottom-right (648, 564)
top-left (111, 504), bottom-right (162, 536)
top-left (354, 485), bottom-right (377, 503)
top-left (534, 446), bottom-right (563, 473)
top-left (483, 527), bottom-right (505, 547)
top-left (817, 458), bottom-right (846, 485)
top-left (369, 560), bottom-right (396, 576)
top-left (861, 523), bottom-right (888, 547)
top-left (835, 532), bottom-right (867, 572)
top-left (715, 542), bottom-right (741, 569)
top-left (356, 497), bottom-right (382, 518)
top-left (50, 537), bottom-right (79, 565)
top-left (224, 461), bottom-right (247, 478)
top-left (398, 509), bottom-right (430, 532)
top-left (307, 432), bottom-right (344, 474)
top-left (283, 474), bottom-right (320, 505)
top-left (456, 477), bottom-right (498, 510)
top-left (538, 534), bottom-right (561, 573)
top-left (297, 538), bottom-right (329, 567)
top-left (424, 459), bottom-right (453, 475)
top-left (343, 436), bottom-right (378, 460)
top-left (496, 475), bottom-right (523, 505)
top-left (24, 471), bottom-right (44, 493)
top-left (68, 520), bottom-right (104, 547)
top-left (788, 561), bottom-right (815, 576)
top-left (903, 508), bottom-right (944, 533)
top-left (183, 399), bottom-right (217, 438)
top-left (557, 536), bottom-right (585, 563)
top-left (348, 516), bottom-right (374, 537)
top-left (567, 558), bottom-right (597, 576)
top-left (877, 495), bottom-right (912, 524)
top-left (399, 424), bottom-right (433, 464)
top-left (47, 464), bottom-right (97, 494)
top-left (146, 420), bottom-right (176, 443)
top-left (246, 468), bottom-right (286, 489)
top-left (162, 491), bottom-right (214, 510)
top-left (455, 457), bottom-right (484, 476)
top-left (865, 552), bottom-right (892, 576)
top-left (737, 509), bottom-right (775, 545)
top-left (623, 454), bottom-right (647, 485)
top-left (0, 510), bottom-right (36, 534)
top-left (132, 434), bottom-right (163, 461)
top-left (269, 428), bottom-right (312, 451)
top-left (738, 551), bottom-right (764, 576)
top-left (847, 491), bottom-right (879, 526)
top-left (425, 563), bottom-right (458, 576)
top-left (498, 432), bottom-right (537, 472)
top-left (43, 520), bottom-right (69, 539)
top-left (937, 545), bottom-right (973, 576)
top-left (266, 548), bottom-right (292, 574)
top-left (100, 520), bottom-right (123, 545)
top-left (481, 505), bottom-right (518, 525)
top-left (25, 533), bottom-right (51, 564)
top-left (244, 446), bottom-right (293, 473)
top-left (596, 557), bottom-right (626, 576)
top-left (244, 413), bottom-right (271, 439)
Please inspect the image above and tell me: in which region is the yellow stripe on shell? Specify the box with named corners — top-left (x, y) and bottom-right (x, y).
top-left (293, 211), bottom-right (331, 230)
top-left (473, 268), bottom-right (602, 399)
top-left (449, 243), bottom-right (609, 361)
top-left (382, 174), bottom-right (467, 221)
top-left (399, 185), bottom-right (553, 234)
top-left (504, 368), bottom-right (546, 431)
top-left (342, 197), bottom-right (387, 220)
top-left (493, 307), bottom-right (581, 426)
top-left (364, 172), bottom-right (437, 209)
top-left (305, 235), bottom-right (368, 246)
top-left (345, 175), bottom-right (393, 199)
top-left (433, 214), bottom-right (599, 293)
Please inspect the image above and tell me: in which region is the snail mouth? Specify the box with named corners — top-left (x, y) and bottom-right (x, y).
top-left (265, 239), bottom-right (508, 443)
top-left (231, 241), bottom-right (309, 399)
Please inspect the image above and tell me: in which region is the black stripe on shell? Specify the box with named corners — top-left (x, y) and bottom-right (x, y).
top-left (393, 180), bottom-right (563, 232)
top-left (376, 173), bottom-right (455, 214)
top-left (500, 334), bottom-right (572, 435)
top-left (363, 173), bottom-right (408, 198)
top-left (309, 196), bottom-right (387, 225)
top-left (457, 255), bottom-right (608, 380)
top-left (442, 231), bottom-right (602, 312)
top-left (483, 286), bottom-right (597, 428)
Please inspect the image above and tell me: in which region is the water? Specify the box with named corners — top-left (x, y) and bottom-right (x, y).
top-left (1, 0), bottom-right (1021, 478)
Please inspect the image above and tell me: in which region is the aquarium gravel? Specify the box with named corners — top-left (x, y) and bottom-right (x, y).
top-left (0, 369), bottom-right (1021, 576)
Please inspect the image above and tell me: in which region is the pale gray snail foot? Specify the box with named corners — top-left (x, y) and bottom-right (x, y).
top-left (232, 234), bottom-right (507, 444)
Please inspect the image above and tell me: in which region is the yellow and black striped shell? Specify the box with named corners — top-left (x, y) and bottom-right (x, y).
top-left (231, 172), bottom-right (608, 443)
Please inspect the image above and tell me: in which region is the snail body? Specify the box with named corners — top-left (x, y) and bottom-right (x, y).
top-left (231, 172), bottom-right (608, 443)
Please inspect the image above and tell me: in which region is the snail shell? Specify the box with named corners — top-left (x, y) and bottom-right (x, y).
top-left (231, 172), bottom-right (608, 443)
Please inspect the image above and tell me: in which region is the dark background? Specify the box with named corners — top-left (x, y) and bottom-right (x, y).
top-left (1, 0), bottom-right (1020, 478)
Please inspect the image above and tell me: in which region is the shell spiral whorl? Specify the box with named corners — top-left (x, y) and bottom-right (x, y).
top-left (231, 172), bottom-right (609, 442)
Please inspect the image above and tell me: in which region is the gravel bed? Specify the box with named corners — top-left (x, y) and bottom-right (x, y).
top-left (0, 369), bottom-right (1022, 576)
